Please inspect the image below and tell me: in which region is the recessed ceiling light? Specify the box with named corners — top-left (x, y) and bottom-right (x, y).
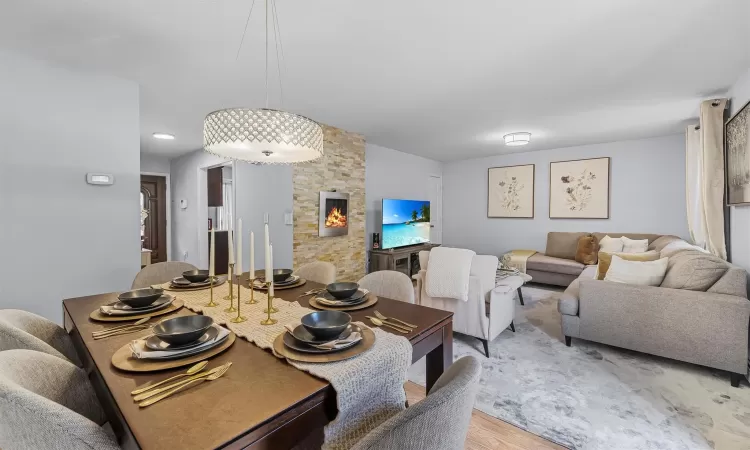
top-left (503, 132), bottom-right (531, 146)
top-left (152, 132), bottom-right (175, 140)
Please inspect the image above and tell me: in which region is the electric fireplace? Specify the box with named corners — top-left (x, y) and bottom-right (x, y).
top-left (319, 191), bottom-right (349, 237)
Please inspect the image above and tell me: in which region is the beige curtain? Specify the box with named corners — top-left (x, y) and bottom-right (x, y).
top-left (686, 99), bottom-right (727, 259)
top-left (685, 125), bottom-right (706, 248)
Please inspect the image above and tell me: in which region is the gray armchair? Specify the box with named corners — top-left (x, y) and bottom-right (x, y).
top-left (0, 309), bottom-right (81, 366)
top-left (350, 356), bottom-right (481, 450)
top-left (0, 349), bottom-right (118, 450)
top-left (294, 261), bottom-right (337, 285)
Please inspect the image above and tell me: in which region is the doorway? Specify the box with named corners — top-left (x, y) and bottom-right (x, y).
top-left (141, 174), bottom-right (168, 263)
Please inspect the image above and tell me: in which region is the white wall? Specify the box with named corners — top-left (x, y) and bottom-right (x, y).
top-left (234, 164), bottom-right (294, 272)
top-left (141, 153), bottom-right (171, 174)
top-left (365, 144), bottom-right (443, 251)
top-left (0, 51), bottom-right (140, 322)
top-left (728, 68), bottom-right (750, 273)
top-left (170, 150), bottom-right (228, 265)
top-left (441, 135), bottom-right (689, 255)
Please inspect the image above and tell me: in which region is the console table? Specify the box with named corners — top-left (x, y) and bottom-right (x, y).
top-left (368, 243), bottom-right (440, 277)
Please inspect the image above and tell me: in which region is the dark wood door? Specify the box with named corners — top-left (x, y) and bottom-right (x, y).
top-left (207, 167), bottom-right (224, 207)
top-left (140, 175), bottom-right (168, 263)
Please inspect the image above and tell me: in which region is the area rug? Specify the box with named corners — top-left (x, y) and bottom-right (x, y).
top-left (408, 285), bottom-right (750, 450)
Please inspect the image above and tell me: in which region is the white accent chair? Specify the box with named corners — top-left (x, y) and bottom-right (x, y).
top-left (415, 250), bottom-right (514, 357)
top-left (358, 271), bottom-right (415, 304)
top-left (294, 261), bottom-right (337, 285)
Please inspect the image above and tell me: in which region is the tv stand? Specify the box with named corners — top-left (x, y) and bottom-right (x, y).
top-left (368, 243), bottom-right (440, 277)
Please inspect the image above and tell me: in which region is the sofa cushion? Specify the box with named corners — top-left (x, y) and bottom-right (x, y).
top-left (598, 235), bottom-right (624, 253)
top-left (527, 254), bottom-right (585, 276)
top-left (660, 250), bottom-right (729, 291)
top-left (660, 240), bottom-right (709, 258)
top-left (559, 266), bottom-right (597, 316)
top-left (545, 232), bottom-right (589, 260)
top-left (707, 267), bottom-right (748, 298)
top-left (621, 237), bottom-right (649, 253)
top-left (648, 235), bottom-right (682, 253)
top-left (574, 235), bottom-right (598, 265)
top-left (596, 251), bottom-right (660, 280)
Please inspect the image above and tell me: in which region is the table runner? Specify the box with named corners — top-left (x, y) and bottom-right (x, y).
top-left (168, 283), bottom-right (412, 450)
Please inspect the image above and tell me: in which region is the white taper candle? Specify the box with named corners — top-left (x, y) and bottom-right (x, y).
top-left (269, 243), bottom-right (275, 297)
top-left (209, 227), bottom-right (216, 277)
top-left (249, 231), bottom-right (255, 279)
top-left (235, 219), bottom-right (243, 275)
top-left (227, 223), bottom-right (235, 266)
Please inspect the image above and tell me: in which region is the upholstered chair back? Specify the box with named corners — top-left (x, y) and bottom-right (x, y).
top-left (358, 271), bottom-right (415, 304)
top-left (131, 261), bottom-right (198, 289)
top-left (294, 261), bottom-right (337, 285)
top-left (0, 309), bottom-right (81, 366)
top-left (0, 350), bottom-right (119, 450)
top-left (350, 356), bottom-right (481, 450)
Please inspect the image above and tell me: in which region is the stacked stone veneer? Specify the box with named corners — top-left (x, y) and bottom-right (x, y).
top-left (292, 125), bottom-right (366, 282)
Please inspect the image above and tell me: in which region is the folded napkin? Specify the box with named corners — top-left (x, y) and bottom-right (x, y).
top-left (284, 322), bottom-right (362, 350)
top-left (99, 298), bottom-right (173, 316)
top-left (315, 289), bottom-right (370, 306)
top-left (129, 325), bottom-right (229, 359)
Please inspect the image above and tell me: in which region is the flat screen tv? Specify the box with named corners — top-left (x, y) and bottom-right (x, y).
top-left (381, 199), bottom-right (430, 249)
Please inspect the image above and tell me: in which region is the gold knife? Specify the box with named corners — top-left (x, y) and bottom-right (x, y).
top-left (132, 363), bottom-right (229, 402)
top-left (139, 364), bottom-right (231, 408)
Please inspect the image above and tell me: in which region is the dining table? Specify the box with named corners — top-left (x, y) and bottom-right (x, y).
top-left (62, 275), bottom-right (454, 450)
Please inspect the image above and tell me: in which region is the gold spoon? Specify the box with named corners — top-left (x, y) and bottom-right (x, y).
top-left (138, 363), bottom-right (232, 408)
top-left (132, 363), bottom-right (229, 401)
top-left (374, 310), bottom-right (417, 329)
top-left (92, 317), bottom-right (151, 336)
top-left (131, 361), bottom-right (208, 396)
top-left (366, 316), bottom-right (410, 334)
top-left (92, 325), bottom-right (151, 340)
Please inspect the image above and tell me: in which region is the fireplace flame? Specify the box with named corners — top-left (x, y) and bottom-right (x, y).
top-left (325, 207), bottom-right (347, 228)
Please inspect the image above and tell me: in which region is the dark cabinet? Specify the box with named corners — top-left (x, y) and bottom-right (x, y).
top-left (207, 167), bottom-right (223, 207)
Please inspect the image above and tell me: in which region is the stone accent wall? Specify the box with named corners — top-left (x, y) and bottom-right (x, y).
top-left (293, 126), bottom-right (366, 282)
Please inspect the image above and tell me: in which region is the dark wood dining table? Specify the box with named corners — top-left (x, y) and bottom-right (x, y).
top-left (62, 276), bottom-right (453, 450)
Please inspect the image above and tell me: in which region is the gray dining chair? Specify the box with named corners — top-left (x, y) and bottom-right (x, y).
top-left (131, 261), bottom-right (198, 289)
top-left (0, 309), bottom-right (82, 366)
top-left (350, 356), bottom-right (481, 450)
top-left (294, 261), bottom-right (337, 285)
top-left (0, 319), bottom-right (82, 366)
top-left (358, 271), bottom-right (415, 304)
top-left (0, 349), bottom-right (118, 450)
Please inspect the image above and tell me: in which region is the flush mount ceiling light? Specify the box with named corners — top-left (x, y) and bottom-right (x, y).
top-left (152, 132), bottom-right (175, 140)
top-left (503, 132), bottom-right (532, 146)
top-left (203, 0), bottom-right (323, 164)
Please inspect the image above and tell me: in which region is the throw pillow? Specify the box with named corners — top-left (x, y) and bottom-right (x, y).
top-left (575, 235), bottom-right (599, 265)
top-left (598, 235), bottom-right (624, 253)
top-left (604, 255), bottom-right (669, 286)
top-left (596, 250), bottom-right (659, 280)
top-left (621, 236), bottom-right (649, 253)
top-left (649, 235), bottom-right (682, 253)
top-left (660, 250), bottom-right (729, 291)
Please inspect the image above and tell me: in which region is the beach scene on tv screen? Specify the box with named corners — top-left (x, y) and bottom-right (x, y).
top-left (382, 199), bottom-right (430, 249)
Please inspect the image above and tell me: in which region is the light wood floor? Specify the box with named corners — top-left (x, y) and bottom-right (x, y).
top-left (405, 382), bottom-right (566, 450)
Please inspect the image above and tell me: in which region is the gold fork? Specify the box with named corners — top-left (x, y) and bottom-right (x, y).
top-left (374, 311), bottom-right (417, 329)
top-left (132, 363), bottom-right (231, 402)
top-left (138, 363), bottom-right (232, 408)
top-left (93, 325), bottom-right (151, 340)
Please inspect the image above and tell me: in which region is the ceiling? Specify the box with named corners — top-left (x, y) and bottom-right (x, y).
top-left (1, 0), bottom-right (749, 161)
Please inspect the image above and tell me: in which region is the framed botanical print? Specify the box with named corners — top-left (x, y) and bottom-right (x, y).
top-left (487, 164), bottom-right (535, 218)
top-left (726, 99), bottom-right (750, 205)
top-left (549, 157), bottom-right (610, 219)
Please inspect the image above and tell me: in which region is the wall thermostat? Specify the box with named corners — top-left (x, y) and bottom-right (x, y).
top-left (86, 173), bottom-right (114, 186)
top-left (179, 199), bottom-right (188, 210)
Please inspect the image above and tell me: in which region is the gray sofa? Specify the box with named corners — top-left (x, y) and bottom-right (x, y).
top-left (526, 232), bottom-right (663, 286)
top-left (551, 233), bottom-right (750, 387)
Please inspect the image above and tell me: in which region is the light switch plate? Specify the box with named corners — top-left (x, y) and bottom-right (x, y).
top-left (284, 212), bottom-right (293, 225)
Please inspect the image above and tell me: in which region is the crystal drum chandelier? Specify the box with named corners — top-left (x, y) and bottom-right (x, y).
top-left (203, 0), bottom-right (323, 164)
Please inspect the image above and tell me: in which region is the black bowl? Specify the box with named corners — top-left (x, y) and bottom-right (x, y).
top-left (153, 316), bottom-right (214, 346)
top-left (272, 269), bottom-right (294, 283)
top-left (118, 288), bottom-right (164, 308)
top-left (300, 311), bottom-right (351, 340)
top-left (182, 269), bottom-right (210, 283)
top-left (326, 282), bottom-right (359, 300)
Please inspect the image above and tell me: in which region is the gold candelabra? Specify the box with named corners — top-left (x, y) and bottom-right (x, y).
top-left (246, 276), bottom-right (259, 304)
top-left (224, 265), bottom-right (238, 313)
top-left (260, 281), bottom-right (277, 325)
top-left (230, 275), bottom-right (247, 323)
top-left (206, 275), bottom-right (218, 307)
